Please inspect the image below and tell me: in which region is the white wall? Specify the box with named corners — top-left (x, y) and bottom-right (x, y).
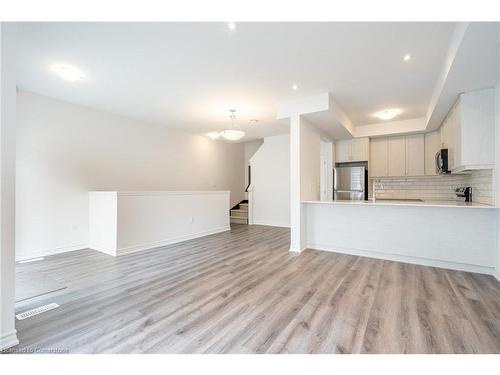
top-left (244, 139), bottom-right (263, 193)
top-left (0, 23), bottom-right (19, 350)
top-left (249, 135), bottom-right (290, 227)
top-left (16, 90), bottom-right (246, 260)
top-left (300, 118), bottom-right (321, 202)
top-left (320, 140), bottom-right (333, 201)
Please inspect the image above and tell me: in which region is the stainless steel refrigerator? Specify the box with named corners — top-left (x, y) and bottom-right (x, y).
top-left (333, 162), bottom-right (368, 201)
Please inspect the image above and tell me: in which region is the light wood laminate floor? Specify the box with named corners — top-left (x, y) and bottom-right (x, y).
top-left (10, 225), bottom-right (500, 354)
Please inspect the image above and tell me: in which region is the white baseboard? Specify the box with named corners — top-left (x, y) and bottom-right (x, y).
top-left (307, 243), bottom-right (496, 276)
top-left (492, 269), bottom-right (500, 282)
top-left (16, 243), bottom-right (87, 262)
top-left (117, 226), bottom-right (231, 256)
top-left (252, 220), bottom-right (290, 228)
top-left (0, 329), bottom-right (19, 351)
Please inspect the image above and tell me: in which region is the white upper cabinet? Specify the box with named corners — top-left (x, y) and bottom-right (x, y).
top-left (369, 135), bottom-right (425, 177)
top-left (439, 88), bottom-right (494, 173)
top-left (387, 136), bottom-right (406, 176)
top-left (405, 134), bottom-right (425, 176)
top-left (369, 138), bottom-right (388, 177)
top-left (424, 131), bottom-right (441, 175)
top-left (335, 140), bottom-right (351, 163)
top-left (335, 138), bottom-right (369, 163)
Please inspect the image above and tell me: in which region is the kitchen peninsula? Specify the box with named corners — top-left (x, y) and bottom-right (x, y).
top-left (303, 199), bottom-right (497, 277)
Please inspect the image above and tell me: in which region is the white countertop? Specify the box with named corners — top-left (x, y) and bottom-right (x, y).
top-left (303, 199), bottom-right (495, 209)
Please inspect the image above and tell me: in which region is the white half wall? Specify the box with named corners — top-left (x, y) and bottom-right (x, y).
top-left (88, 192), bottom-right (117, 256)
top-left (16, 91), bottom-right (246, 260)
top-left (249, 135), bottom-right (290, 227)
top-left (306, 203), bottom-right (498, 275)
top-left (89, 191), bottom-right (230, 256)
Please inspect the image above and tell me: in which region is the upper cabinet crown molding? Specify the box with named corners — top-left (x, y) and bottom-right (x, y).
top-left (335, 137), bottom-right (369, 163)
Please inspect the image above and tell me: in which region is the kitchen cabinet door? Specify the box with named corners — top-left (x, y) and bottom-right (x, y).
top-left (405, 134), bottom-right (425, 176)
top-left (447, 102), bottom-right (459, 171)
top-left (350, 138), bottom-right (369, 161)
top-left (335, 140), bottom-right (350, 163)
top-left (387, 136), bottom-right (406, 176)
top-left (425, 131), bottom-right (441, 175)
top-left (369, 138), bottom-right (388, 177)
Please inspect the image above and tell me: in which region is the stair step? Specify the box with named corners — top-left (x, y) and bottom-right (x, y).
top-left (230, 217), bottom-right (248, 224)
top-left (230, 209), bottom-right (248, 218)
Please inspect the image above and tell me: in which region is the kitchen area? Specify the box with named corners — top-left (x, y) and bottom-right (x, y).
top-left (332, 88), bottom-right (494, 208)
top-left (303, 87), bottom-right (498, 277)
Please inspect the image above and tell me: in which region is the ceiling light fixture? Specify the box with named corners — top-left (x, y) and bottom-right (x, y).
top-left (292, 84), bottom-right (298, 90)
top-left (228, 22), bottom-right (236, 30)
top-left (403, 54), bottom-right (412, 61)
top-left (206, 132), bottom-right (221, 140)
top-left (220, 109), bottom-right (245, 141)
top-left (250, 119), bottom-right (259, 125)
top-left (373, 109), bottom-right (402, 121)
top-left (51, 64), bottom-right (85, 81)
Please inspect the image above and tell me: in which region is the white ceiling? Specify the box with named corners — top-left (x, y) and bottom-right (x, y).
top-left (17, 22), bottom-right (457, 141)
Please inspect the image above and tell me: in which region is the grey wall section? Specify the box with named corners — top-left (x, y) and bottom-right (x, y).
top-left (16, 90), bottom-right (246, 260)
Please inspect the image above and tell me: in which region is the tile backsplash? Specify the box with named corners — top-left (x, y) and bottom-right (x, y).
top-left (370, 169), bottom-right (493, 205)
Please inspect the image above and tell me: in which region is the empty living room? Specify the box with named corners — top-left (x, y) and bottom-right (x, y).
top-left (1, 0), bottom-right (500, 374)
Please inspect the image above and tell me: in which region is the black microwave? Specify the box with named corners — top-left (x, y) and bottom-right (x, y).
top-left (436, 148), bottom-right (449, 174)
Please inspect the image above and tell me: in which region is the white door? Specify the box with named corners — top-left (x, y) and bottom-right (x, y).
top-left (369, 137), bottom-right (388, 177)
top-left (405, 134), bottom-right (425, 176)
top-left (387, 136), bottom-right (406, 176)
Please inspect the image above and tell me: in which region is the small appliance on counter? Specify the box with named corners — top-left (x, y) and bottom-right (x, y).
top-left (436, 148), bottom-right (449, 174)
top-left (455, 187), bottom-right (472, 202)
top-left (333, 162), bottom-right (368, 201)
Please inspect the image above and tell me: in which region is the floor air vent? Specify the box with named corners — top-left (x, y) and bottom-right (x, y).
top-left (16, 303), bottom-right (60, 320)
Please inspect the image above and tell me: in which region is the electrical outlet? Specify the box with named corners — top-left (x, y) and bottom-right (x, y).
top-left (71, 225), bottom-right (78, 232)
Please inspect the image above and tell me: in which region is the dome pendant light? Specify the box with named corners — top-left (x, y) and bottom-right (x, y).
top-left (220, 109), bottom-right (245, 141)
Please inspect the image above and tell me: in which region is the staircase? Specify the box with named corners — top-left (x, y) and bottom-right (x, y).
top-left (230, 200), bottom-right (248, 225)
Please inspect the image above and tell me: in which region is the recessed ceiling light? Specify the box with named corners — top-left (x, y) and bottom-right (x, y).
top-left (228, 22), bottom-right (236, 30)
top-left (206, 132), bottom-right (221, 140)
top-left (373, 109), bottom-right (402, 121)
top-left (51, 64), bottom-right (85, 81)
top-left (292, 84), bottom-right (298, 90)
top-left (403, 54), bottom-right (412, 61)
top-left (250, 119), bottom-right (259, 124)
